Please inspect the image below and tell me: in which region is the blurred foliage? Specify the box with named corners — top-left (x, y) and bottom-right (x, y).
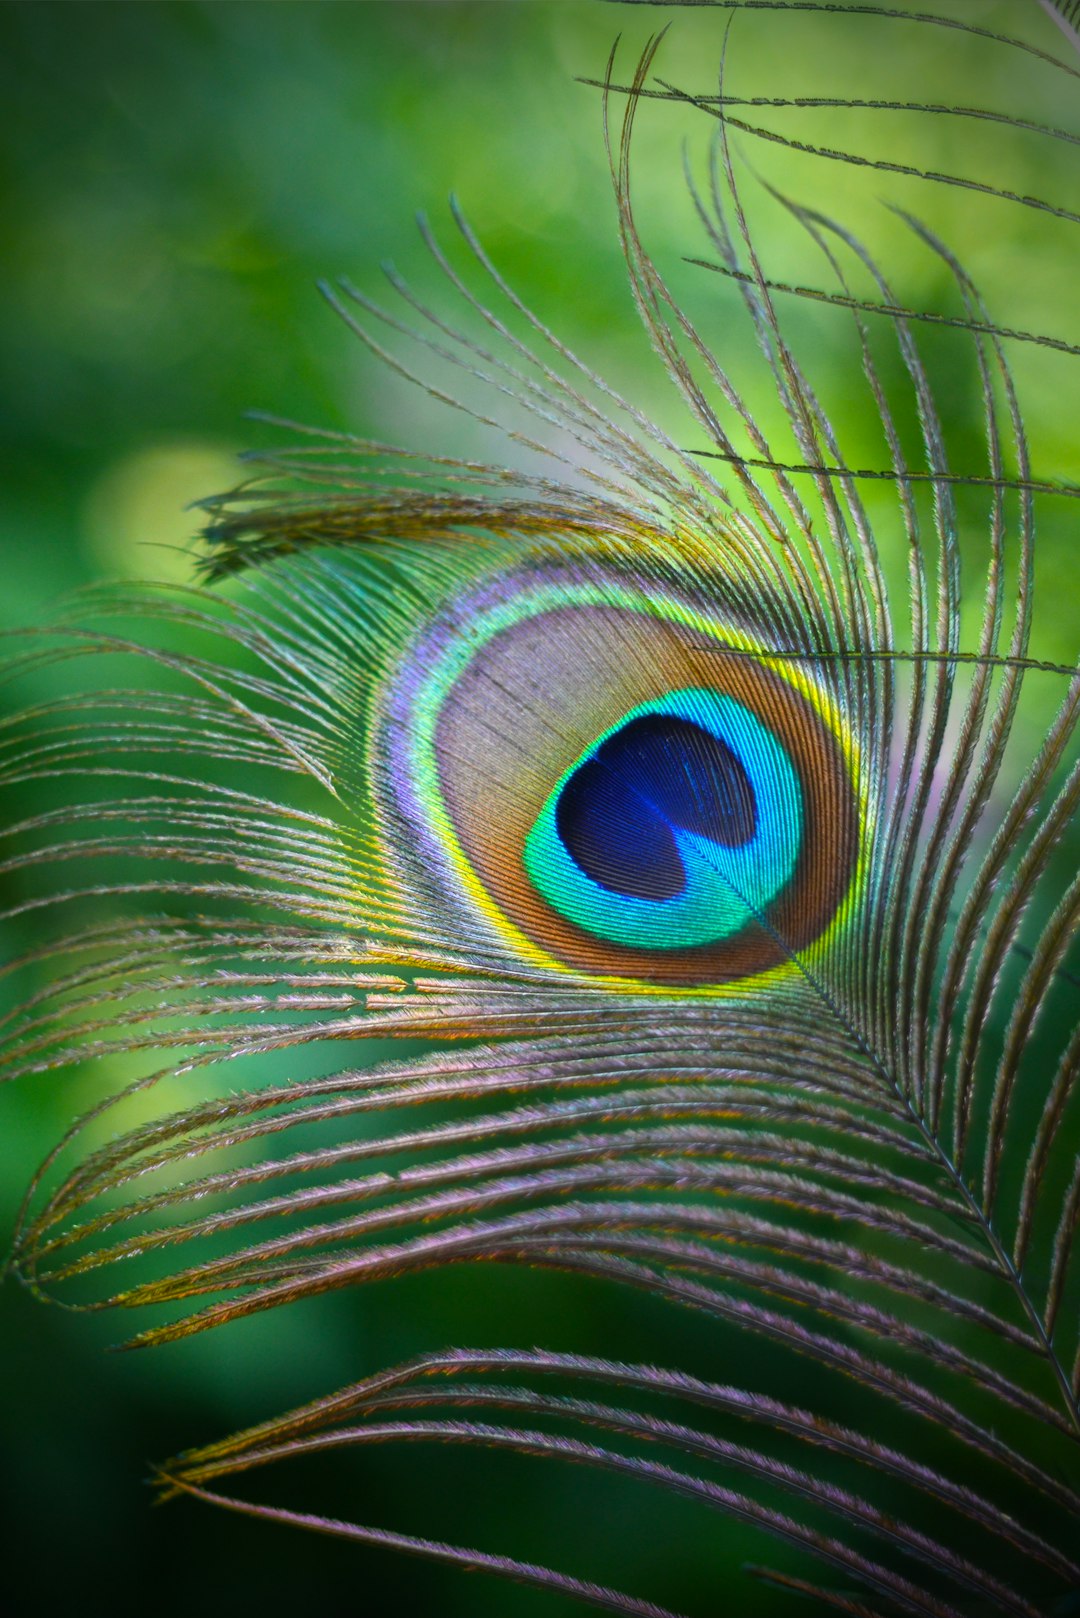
top-left (2, 2), bottom-right (1078, 1615)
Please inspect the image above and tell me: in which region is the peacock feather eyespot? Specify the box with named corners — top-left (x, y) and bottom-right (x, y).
top-left (382, 562), bottom-right (864, 988)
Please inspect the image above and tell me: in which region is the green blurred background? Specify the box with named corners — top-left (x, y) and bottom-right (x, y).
top-left (2, 3), bottom-right (1077, 1614)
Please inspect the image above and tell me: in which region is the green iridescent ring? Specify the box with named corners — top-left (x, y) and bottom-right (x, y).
top-left (392, 576), bottom-right (863, 987)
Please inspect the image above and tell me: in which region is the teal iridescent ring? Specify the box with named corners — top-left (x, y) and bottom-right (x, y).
top-left (523, 688), bottom-right (803, 950)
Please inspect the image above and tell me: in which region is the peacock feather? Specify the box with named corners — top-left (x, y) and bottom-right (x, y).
top-left (4, 2), bottom-right (1080, 1613)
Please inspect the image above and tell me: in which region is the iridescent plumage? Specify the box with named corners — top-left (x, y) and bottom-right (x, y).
top-left (4, 4), bottom-right (1080, 1615)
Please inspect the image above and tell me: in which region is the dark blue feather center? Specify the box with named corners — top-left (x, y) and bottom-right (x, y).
top-left (554, 714), bottom-right (757, 899)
